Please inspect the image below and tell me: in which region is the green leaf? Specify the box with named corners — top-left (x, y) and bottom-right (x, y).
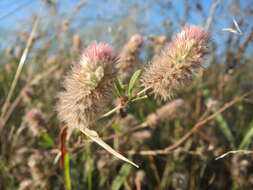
top-left (128, 70), bottom-right (142, 99)
top-left (0, 162), bottom-right (5, 172)
top-left (111, 163), bottom-right (132, 190)
top-left (114, 78), bottom-right (125, 97)
top-left (40, 133), bottom-right (54, 148)
top-left (239, 120), bottom-right (253, 149)
top-left (216, 113), bottom-right (235, 148)
top-left (112, 122), bottom-right (123, 133)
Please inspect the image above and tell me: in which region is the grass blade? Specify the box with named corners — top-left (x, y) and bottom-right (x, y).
top-left (111, 163), bottom-right (132, 190)
top-left (114, 78), bottom-right (125, 97)
top-left (239, 120), bottom-right (253, 149)
top-left (215, 113), bottom-right (235, 147)
top-left (128, 70), bottom-right (141, 99)
top-left (1, 16), bottom-right (40, 118)
top-left (80, 127), bottom-right (139, 168)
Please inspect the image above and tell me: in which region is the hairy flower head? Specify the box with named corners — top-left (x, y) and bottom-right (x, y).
top-left (141, 25), bottom-right (209, 100)
top-left (25, 108), bottom-right (47, 136)
top-left (148, 35), bottom-right (167, 55)
top-left (117, 34), bottom-right (143, 81)
top-left (56, 42), bottom-right (118, 129)
top-left (146, 99), bottom-right (188, 127)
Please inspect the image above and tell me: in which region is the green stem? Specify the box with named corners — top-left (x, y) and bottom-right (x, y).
top-left (136, 86), bottom-right (151, 96)
top-left (101, 87), bottom-right (151, 119)
top-left (64, 152), bottom-right (72, 190)
top-left (131, 95), bottom-right (148, 102)
top-left (101, 105), bottom-right (121, 118)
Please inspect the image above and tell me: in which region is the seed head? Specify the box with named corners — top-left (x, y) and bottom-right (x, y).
top-left (146, 99), bottom-right (187, 127)
top-left (18, 179), bottom-right (33, 190)
top-left (148, 35), bottom-right (167, 55)
top-left (56, 43), bottom-right (118, 129)
top-left (71, 34), bottom-right (82, 54)
top-left (117, 34), bottom-right (143, 81)
top-left (141, 25), bottom-right (209, 100)
top-left (28, 154), bottom-right (44, 179)
top-left (25, 108), bottom-right (47, 136)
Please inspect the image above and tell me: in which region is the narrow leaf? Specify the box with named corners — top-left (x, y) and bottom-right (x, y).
top-left (239, 120), bottom-right (253, 149)
top-left (41, 133), bottom-right (54, 148)
top-left (233, 19), bottom-right (243, 35)
top-left (128, 70), bottom-right (142, 99)
top-left (114, 78), bottom-right (124, 97)
top-left (216, 113), bottom-right (235, 147)
top-left (80, 127), bottom-right (139, 168)
top-left (111, 164), bottom-right (132, 190)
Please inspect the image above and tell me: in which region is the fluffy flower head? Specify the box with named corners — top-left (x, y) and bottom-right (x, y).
top-left (141, 25), bottom-right (209, 100)
top-left (56, 42), bottom-right (118, 129)
top-left (116, 34), bottom-right (143, 81)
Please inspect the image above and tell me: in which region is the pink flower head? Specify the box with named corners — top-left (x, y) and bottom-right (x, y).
top-left (25, 108), bottom-right (46, 135)
top-left (180, 25), bottom-right (209, 42)
top-left (141, 25), bottom-right (210, 100)
top-left (80, 42), bottom-right (117, 68)
top-left (57, 42), bottom-right (118, 129)
top-left (83, 43), bottom-right (115, 61)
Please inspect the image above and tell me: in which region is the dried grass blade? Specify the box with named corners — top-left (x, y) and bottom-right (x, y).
top-left (1, 16), bottom-right (40, 117)
top-left (80, 127), bottom-right (139, 168)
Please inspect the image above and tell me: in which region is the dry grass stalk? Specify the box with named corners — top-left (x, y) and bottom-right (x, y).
top-left (1, 16), bottom-right (40, 120)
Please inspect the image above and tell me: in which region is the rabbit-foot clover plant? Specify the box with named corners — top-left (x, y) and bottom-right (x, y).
top-left (56, 25), bottom-right (210, 172)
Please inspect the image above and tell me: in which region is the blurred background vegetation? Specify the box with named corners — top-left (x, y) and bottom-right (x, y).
top-left (0, 0), bottom-right (253, 189)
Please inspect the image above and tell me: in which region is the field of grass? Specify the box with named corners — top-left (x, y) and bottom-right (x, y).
top-left (0, 0), bottom-right (253, 189)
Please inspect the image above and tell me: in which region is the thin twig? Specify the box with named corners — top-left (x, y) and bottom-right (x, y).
top-left (215, 150), bottom-right (253, 160)
top-left (136, 86), bottom-right (152, 96)
top-left (164, 90), bottom-right (253, 151)
top-left (103, 122), bottom-right (148, 141)
top-left (99, 148), bottom-right (200, 157)
top-left (101, 105), bottom-right (122, 118)
top-left (128, 149), bottom-right (170, 156)
top-left (205, 0), bottom-right (221, 31)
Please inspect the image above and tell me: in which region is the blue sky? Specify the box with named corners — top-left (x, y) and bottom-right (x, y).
top-left (0, 0), bottom-right (215, 29)
top-left (0, 0), bottom-right (222, 32)
top-left (0, 0), bottom-right (252, 54)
